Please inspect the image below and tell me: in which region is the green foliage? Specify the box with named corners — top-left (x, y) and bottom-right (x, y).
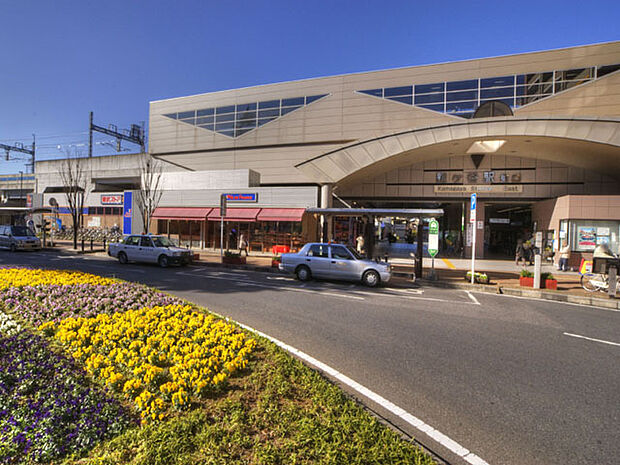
top-left (520, 269), bottom-right (533, 278)
top-left (224, 250), bottom-right (241, 258)
top-left (65, 340), bottom-right (436, 465)
top-left (541, 272), bottom-right (555, 281)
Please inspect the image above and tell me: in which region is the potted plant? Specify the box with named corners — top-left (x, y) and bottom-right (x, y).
top-left (542, 272), bottom-right (557, 290)
top-left (519, 269), bottom-right (534, 287)
top-left (465, 271), bottom-right (489, 284)
top-left (222, 250), bottom-right (246, 265)
top-left (271, 255), bottom-right (281, 268)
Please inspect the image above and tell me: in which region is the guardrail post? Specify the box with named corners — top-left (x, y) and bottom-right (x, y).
top-left (103, 238), bottom-right (106, 252)
top-left (608, 265), bottom-right (617, 298)
top-left (90, 239), bottom-right (93, 251)
top-left (81, 238), bottom-right (84, 252)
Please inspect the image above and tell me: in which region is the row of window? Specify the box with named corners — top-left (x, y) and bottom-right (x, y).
top-left (164, 94), bottom-right (328, 138)
top-left (357, 63), bottom-right (620, 118)
top-left (89, 207), bottom-right (123, 216)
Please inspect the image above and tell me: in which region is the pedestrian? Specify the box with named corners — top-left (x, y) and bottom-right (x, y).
top-left (356, 234), bottom-right (365, 255)
top-left (238, 233), bottom-right (249, 256)
top-left (515, 239), bottom-right (526, 266)
top-left (558, 241), bottom-right (570, 271)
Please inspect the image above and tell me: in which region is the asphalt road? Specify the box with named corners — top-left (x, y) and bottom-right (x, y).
top-left (3, 250), bottom-right (619, 465)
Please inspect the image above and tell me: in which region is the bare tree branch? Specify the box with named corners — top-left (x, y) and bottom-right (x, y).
top-left (137, 154), bottom-right (163, 234)
top-left (57, 150), bottom-right (90, 249)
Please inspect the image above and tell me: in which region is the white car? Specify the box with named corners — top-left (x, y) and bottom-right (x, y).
top-left (108, 235), bottom-right (192, 267)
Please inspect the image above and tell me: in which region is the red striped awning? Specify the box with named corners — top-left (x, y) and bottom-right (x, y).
top-left (257, 208), bottom-right (306, 222)
top-left (207, 208), bottom-right (261, 222)
top-left (152, 207), bottom-right (212, 220)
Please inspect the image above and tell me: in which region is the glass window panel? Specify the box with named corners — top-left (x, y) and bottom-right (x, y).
top-left (236, 102), bottom-right (256, 113)
top-left (479, 98), bottom-right (514, 107)
top-left (557, 67), bottom-right (592, 81)
top-left (480, 87), bottom-right (514, 99)
top-left (446, 90), bottom-right (477, 102)
top-left (197, 108), bottom-right (214, 116)
top-left (163, 113), bottom-right (177, 119)
top-left (525, 72), bottom-right (553, 85)
top-left (358, 89), bottom-right (383, 97)
top-left (516, 75), bottom-right (526, 85)
top-left (417, 103), bottom-right (445, 112)
top-left (215, 113), bottom-right (235, 123)
top-left (215, 122), bottom-right (234, 130)
top-left (457, 112), bottom-right (474, 119)
top-left (258, 108), bottom-right (280, 118)
top-left (446, 101), bottom-right (477, 112)
top-left (384, 86), bottom-right (413, 97)
top-left (306, 94), bottom-right (328, 103)
top-left (235, 128), bottom-right (253, 137)
top-left (236, 118), bottom-right (256, 129)
top-left (215, 105), bottom-right (235, 115)
top-left (387, 95), bottom-right (413, 105)
top-left (198, 123), bottom-right (214, 131)
top-left (257, 117), bottom-right (276, 126)
top-left (179, 117), bottom-right (195, 125)
top-left (597, 64), bottom-right (620, 78)
top-left (281, 106), bottom-right (301, 115)
top-left (217, 129), bottom-right (235, 138)
top-left (282, 97), bottom-right (305, 107)
top-left (447, 79), bottom-right (478, 91)
top-left (259, 100), bottom-right (280, 109)
top-left (480, 76), bottom-right (514, 88)
top-left (236, 109), bottom-right (256, 121)
top-left (415, 82), bottom-right (444, 94)
top-left (196, 116), bottom-right (214, 125)
top-left (177, 111), bottom-right (195, 119)
top-left (414, 93), bottom-right (444, 104)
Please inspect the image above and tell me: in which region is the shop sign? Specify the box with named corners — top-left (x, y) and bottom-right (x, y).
top-left (101, 194), bottom-right (123, 205)
top-left (434, 184), bottom-right (522, 194)
top-left (489, 218), bottom-right (510, 224)
top-left (223, 193), bottom-right (257, 202)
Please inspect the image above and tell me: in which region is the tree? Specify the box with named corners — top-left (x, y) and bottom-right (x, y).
top-left (57, 152), bottom-right (89, 249)
top-left (137, 154), bottom-right (163, 234)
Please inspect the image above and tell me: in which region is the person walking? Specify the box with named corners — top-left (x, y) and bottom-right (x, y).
top-left (515, 239), bottom-right (526, 266)
top-left (558, 241), bottom-right (570, 271)
top-left (356, 234), bottom-right (365, 255)
top-left (238, 233), bottom-right (249, 257)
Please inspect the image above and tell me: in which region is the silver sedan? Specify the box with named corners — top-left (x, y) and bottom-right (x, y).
top-left (279, 243), bottom-right (391, 287)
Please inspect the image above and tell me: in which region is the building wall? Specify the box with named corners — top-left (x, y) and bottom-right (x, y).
top-left (149, 42), bottom-right (620, 184)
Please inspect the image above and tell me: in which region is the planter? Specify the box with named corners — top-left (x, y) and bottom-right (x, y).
top-left (519, 277), bottom-right (534, 287)
top-left (465, 273), bottom-right (489, 284)
top-left (545, 279), bottom-right (558, 290)
top-left (222, 256), bottom-right (246, 265)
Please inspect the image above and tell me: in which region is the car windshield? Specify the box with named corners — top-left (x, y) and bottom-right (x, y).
top-left (152, 237), bottom-right (176, 247)
top-left (11, 226), bottom-right (34, 237)
top-left (346, 245), bottom-right (362, 259)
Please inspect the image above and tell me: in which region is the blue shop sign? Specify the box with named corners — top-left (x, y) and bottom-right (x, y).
top-left (223, 193), bottom-right (258, 202)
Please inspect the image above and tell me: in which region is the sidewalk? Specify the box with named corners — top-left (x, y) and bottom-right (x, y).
top-left (44, 241), bottom-right (618, 310)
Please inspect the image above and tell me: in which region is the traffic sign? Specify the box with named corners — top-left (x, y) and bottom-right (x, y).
top-left (470, 193), bottom-right (477, 223)
top-left (428, 218), bottom-right (439, 258)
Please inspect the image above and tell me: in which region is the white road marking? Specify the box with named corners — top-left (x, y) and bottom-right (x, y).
top-left (563, 332), bottom-right (620, 347)
top-left (266, 276), bottom-right (295, 281)
top-left (236, 322), bottom-right (489, 465)
top-left (387, 287), bottom-right (424, 295)
top-left (466, 291), bottom-right (480, 305)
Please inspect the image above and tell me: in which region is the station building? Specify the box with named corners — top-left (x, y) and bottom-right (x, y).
top-left (35, 41), bottom-right (620, 264)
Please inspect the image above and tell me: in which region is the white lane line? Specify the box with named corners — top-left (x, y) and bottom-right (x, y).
top-left (466, 291), bottom-right (480, 305)
top-left (387, 288), bottom-right (424, 295)
top-left (471, 291), bottom-right (620, 313)
top-left (236, 322), bottom-right (489, 465)
top-left (266, 276), bottom-right (295, 281)
top-left (176, 272), bottom-right (365, 300)
top-left (563, 332), bottom-right (620, 347)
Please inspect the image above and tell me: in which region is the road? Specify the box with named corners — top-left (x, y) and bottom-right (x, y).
top-left (3, 249), bottom-right (619, 465)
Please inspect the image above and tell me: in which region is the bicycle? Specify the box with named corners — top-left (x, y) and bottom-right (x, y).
top-left (580, 272), bottom-right (620, 293)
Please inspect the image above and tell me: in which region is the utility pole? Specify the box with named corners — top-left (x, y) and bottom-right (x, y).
top-left (1, 136), bottom-right (36, 173)
top-left (88, 111), bottom-right (145, 157)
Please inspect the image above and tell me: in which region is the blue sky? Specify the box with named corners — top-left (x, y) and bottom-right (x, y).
top-left (0, 0), bottom-right (618, 173)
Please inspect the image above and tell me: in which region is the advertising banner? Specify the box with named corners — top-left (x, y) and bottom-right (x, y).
top-left (577, 227), bottom-right (596, 248)
top-left (123, 191), bottom-right (133, 235)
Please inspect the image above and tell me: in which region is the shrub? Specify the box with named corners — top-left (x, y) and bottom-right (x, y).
top-left (520, 269), bottom-right (533, 278)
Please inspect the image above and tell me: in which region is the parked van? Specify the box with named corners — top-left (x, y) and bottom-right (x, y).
top-left (0, 225), bottom-right (41, 251)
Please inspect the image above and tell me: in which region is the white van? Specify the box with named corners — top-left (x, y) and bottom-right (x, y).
top-left (0, 225), bottom-right (41, 251)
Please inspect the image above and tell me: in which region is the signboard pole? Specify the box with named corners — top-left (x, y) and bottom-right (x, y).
top-left (470, 194), bottom-right (477, 284)
top-left (533, 231), bottom-right (543, 289)
top-left (428, 218), bottom-right (439, 280)
top-left (220, 194), bottom-right (227, 259)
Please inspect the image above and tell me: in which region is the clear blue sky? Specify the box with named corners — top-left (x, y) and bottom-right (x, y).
top-left (0, 0), bottom-right (618, 173)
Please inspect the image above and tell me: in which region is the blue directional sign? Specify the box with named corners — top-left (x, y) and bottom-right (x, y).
top-left (470, 193), bottom-right (477, 211)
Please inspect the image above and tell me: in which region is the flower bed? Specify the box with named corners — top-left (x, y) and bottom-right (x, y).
top-left (1, 282), bottom-right (183, 326)
top-left (0, 327), bottom-right (133, 463)
top-left (40, 304), bottom-right (256, 423)
top-left (0, 268), bottom-right (116, 289)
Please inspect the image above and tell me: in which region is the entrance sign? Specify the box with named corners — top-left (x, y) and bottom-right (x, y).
top-left (470, 194), bottom-right (477, 284)
top-left (434, 184), bottom-right (522, 194)
top-left (428, 218), bottom-right (439, 258)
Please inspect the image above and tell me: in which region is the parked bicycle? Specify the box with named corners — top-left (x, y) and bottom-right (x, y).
top-left (580, 272), bottom-right (620, 293)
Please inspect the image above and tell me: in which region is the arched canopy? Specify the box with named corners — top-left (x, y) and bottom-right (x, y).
top-left (295, 117), bottom-right (620, 186)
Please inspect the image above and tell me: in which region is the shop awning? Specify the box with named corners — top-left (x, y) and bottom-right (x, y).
top-left (208, 208), bottom-right (260, 222)
top-left (152, 207), bottom-right (212, 220)
top-left (257, 208), bottom-right (306, 222)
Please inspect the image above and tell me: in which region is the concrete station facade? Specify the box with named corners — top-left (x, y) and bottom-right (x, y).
top-left (30, 41), bottom-right (620, 263)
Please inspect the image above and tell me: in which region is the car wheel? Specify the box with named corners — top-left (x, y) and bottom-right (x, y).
top-left (296, 265), bottom-right (311, 282)
top-left (118, 252), bottom-right (128, 264)
top-left (362, 270), bottom-right (380, 287)
top-left (158, 255), bottom-right (169, 268)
